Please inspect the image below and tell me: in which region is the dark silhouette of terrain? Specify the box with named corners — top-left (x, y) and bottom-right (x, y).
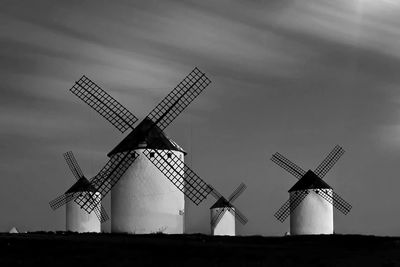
top-left (1, 232), bottom-right (399, 266)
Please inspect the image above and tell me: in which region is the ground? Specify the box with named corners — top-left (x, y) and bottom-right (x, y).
top-left (0, 233), bottom-right (399, 266)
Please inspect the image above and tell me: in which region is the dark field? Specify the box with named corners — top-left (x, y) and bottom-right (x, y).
top-left (1, 233), bottom-right (400, 266)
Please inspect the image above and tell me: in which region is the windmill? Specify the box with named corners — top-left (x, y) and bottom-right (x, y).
top-left (209, 183), bottom-right (247, 236)
top-left (271, 145), bottom-right (352, 235)
top-left (49, 151), bottom-right (108, 233)
top-left (68, 67), bottom-right (217, 233)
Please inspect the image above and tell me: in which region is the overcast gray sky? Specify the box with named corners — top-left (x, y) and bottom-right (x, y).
top-left (1, 0), bottom-right (400, 236)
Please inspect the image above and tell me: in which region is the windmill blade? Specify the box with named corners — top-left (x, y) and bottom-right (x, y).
top-left (274, 198), bottom-right (291, 222)
top-left (142, 149), bottom-right (213, 205)
top-left (63, 151), bottom-right (84, 180)
top-left (314, 145), bottom-right (345, 179)
top-left (227, 183), bottom-right (247, 203)
top-left (76, 192), bottom-right (109, 223)
top-left (228, 205), bottom-right (248, 225)
top-left (318, 190), bottom-right (352, 215)
top-left (70, 75), bottom-right (138, 133)
top-left (332, 191), bottom-right (352, 214)
top-left (146, 67), bottom-right (211, 131)
top-left (274, 190), bottom-right (309, 222)
top-left (49, 192), bottom-right (79, 210)
top-left (93, 205), bottom-right (110, 223)
top-left (208, 185), bottom-right (223, 200)
top-left (271, 152), bottom-right (306, 179)
top-left (75, 150), bottom-right (139, 212)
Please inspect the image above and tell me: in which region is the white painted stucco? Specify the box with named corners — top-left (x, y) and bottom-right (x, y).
top-left (211, 208), bottom-right (236, 236)
top-left (290, 189), bottom-right (333, 235)
top-left (111, 149), bottom-right (185, 234)
top-left (66, 192), bottom-right (101, 233)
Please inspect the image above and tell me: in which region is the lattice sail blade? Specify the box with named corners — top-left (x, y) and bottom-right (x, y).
top-left (93, 205), bottom-right (110, 223)
top-left (274, 191), bottom-right (309, 222)
top-left (70, 75), bottom-right (138, 133)
top-left (314, 145), bottom-right (345, 179)
top-left (49, 192), bottom-right (79, 210)
top-left (142, 149), bottom-right (213, 205)
top-left (227, 183), bottom-right (247, 203)
top-left (75, 192), bottom-right (99, 212)
top-left (290, 190), bottom-right (309, 212)
top-left (228, 205), bottom-right (248, 225)
top-left (75, 151), bottom-right (139, 212)
top-left (274, 199), bottom-right (291, 222)
top-left (208, 185), bottom-right (223, 200)
top-left (332, 191), bottom-right (352, 214)
top-left (100, 206), bottom-right (109, 223)
top-left (271, 153), bottom-right (306, 179)
top-left (63, 151), bottom-right (84, 180)
top-left (318, 190), bottom-right (352, 215)
top-left (146, 67), bottom-right (211, 131)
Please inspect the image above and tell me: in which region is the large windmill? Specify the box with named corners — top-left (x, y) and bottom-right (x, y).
top-left (271, 145), bottom-right (352, 235)
top-left (209, 182), bottom-right (247, 236)
top-left (49, 151), bottom-right (108, 233)
top-left (69, 67), bottom-right (220, 233)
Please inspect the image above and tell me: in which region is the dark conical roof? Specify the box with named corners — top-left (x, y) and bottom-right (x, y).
top-left (288, 170), bottom-right (332, 192)
top-left (210, 197), bottom-right (232, 209)
top-left (108, 118), bottom-right (186, 156)
top-left (65, 177), bottom-right (97, 194)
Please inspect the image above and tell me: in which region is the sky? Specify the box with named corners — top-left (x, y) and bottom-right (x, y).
top-left (1, 0), bottom-right (400, 236)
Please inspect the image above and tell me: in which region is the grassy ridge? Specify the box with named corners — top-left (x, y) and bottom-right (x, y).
top-left (1, 233), bottom-right (399, 266)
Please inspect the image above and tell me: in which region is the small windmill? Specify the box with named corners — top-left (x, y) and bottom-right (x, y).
top-left (209, 183), bottom-right (247, 236)
top-left (271, 145), bottom-right (352, 235)
top-left (69, 68), bottom-right (219, 233)
top-left (49, 151), bottom-right (108, 233)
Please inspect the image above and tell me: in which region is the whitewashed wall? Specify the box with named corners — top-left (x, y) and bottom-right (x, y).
top-left (290, 189), bottom-right (333, 235)
top-left (211, 208), bottom-right (235, 236)
top-left (111, 149), bottom-right (185, 234)
top-left (66, 192), bottom-right (101, 233)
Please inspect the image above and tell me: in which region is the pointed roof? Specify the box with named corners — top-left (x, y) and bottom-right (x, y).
top-left (108, 118), bottom-right (186, 156)
top-left (65, 177), bottom-right (97, 194)
top-left (9, 227), bottom-right (19, 234)
top-left (210, 197), bottom-right (233, 209)
top-left (288, 170), bottom-right (332, 192)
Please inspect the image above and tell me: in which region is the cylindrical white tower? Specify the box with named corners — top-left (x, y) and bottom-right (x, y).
top-left (289, 188), bottom-right (333, 235)
top-left (210, 199), bottom-right (235, 236)
top-left (65, 178), bottom-right (101, 233)
top-left (287, 170), bottom-right (334, 235)
top-left (109, 118), bottom-right (186, 234)
top-left (111, 148), bottom-right (185, 234)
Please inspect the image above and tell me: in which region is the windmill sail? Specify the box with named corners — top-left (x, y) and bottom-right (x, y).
top-left (70, 75), bottom-right (138, 132)
top-left (146, 67), bottom-right (211, 131)
top-left (70, 68), bottom-right (211, 211)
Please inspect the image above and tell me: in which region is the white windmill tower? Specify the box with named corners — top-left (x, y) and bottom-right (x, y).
top-left (109, 120), bottom-right (186, 234)
top-left (49, 151), bottom-right (108, 233)
top-left (210, 183), bottom-right (247, 236)
top-left (68, 68), bottom-right (212, 234)
top-left (271, 145), bottom-right (352, 235)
